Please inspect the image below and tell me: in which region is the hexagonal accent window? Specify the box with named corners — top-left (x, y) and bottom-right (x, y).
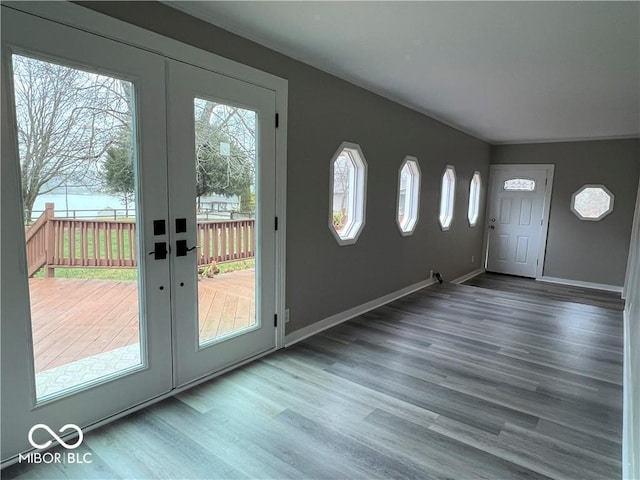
top-left (468, 171), bottom-right (481, 227)
top-left (571, 184), bottom-right (614, 221)
top-left (397, 157), bottom-right (421, 235)
top-left (330, 142), bottom-right (368, 245)
top-left (439, 165), bottom-right (456, 231)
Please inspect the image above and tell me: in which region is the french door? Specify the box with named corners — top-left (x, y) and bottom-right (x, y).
top-left (168, 61), bottom-right (277, 386)
top-left (1, 6), bottom-right (278, 463)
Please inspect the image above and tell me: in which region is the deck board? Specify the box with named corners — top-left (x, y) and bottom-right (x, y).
top-left (28, 270), bottom-right (255, 373)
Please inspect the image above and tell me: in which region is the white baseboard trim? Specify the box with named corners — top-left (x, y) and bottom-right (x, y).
top-left (536, 276), bottom-right (623, 294)
top-left (451, 268), bottom-right (485, 284)
top-left (284, 277), bottom-right (437, 347)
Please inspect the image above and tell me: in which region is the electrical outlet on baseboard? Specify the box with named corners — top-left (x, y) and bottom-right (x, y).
top-left (429, 269), bottom-right (434, 279)
top-left (471, 255), bottom-right (475, 263)
top-left (285, 308), bottom-right (290, 323)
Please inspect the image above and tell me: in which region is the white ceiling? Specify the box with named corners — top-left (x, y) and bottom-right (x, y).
top-left (166, 1), bottom-right (639, 144)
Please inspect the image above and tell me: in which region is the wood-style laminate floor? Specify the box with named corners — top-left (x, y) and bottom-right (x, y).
top-left (464, 272), bottom-right (625, 311)
top-left (3, 276), bottom-right (623, 479)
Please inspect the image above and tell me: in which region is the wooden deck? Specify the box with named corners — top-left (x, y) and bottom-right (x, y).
top-left (29, 270), bottom-right (255, 373)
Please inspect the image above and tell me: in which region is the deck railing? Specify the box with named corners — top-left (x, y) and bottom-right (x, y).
top-left (25, 203), bottom-right (54, 277)
top-left (25, 203), bottom-right (255, 277)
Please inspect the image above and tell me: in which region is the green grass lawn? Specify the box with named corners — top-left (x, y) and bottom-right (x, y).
top-left (33, 267), bottom-right (137, 280)
top-left (61, 228), bottom-right (135, 260)
top-left (33, 258), bottom-right (255, 280)
top-left (217, 258), bottom-right (254, 274)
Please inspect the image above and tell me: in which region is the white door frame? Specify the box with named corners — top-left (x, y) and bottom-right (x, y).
top-left (482, 164), bottom-right (555, 279)
top-left (3, 1), bottom-right (288, 350)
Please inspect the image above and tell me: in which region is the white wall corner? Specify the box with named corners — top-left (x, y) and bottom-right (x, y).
top-left (622, 176), bottom-right (640, 480)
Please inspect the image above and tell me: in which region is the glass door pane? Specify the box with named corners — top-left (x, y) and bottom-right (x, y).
top-left (12, 54), bottom-right (144, 400)
top-left (194, 98), bottom-right (257, 345)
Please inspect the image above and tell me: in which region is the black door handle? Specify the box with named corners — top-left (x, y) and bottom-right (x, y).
top-left (176, 240), bottom-right (199, 257)
top-left (149, 242), bottom-right (168, 260)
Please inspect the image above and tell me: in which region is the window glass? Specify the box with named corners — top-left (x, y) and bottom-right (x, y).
top-left (439, 166), bottom-right (456, 230)
top-left (397, 157), bottom-right (421, 235)
top-left (330, 143), bottom-right (367, 244)
top-left (468, 172), bottom-right (481, 226)
top-left (571, 185), bottom-right (614, 220)
top-left (504, 178), bottom-right (535, 191)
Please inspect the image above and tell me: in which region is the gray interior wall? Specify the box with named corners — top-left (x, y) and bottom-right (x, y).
top-left (79, 2), bottom-right (491, 335)
top-left (492, 139), bottom-right (640, 286)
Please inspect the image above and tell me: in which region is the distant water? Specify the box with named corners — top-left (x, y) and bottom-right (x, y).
top-left (32, 193), bottom-right (131, 219)
top-left (31, 192), bottom-right (239, 220)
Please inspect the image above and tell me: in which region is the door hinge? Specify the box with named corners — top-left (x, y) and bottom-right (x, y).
top-left (545, 178), bottom-right (548, 186)
top-left (275, 216), bottom-right (278, 230)
top-left (275, 113), bottom-right (279, 128)
top-left (274, 314), bottom-right (278, 327)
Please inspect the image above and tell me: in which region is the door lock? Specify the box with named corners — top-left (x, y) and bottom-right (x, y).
top-left (176, 240), bottom-right (199, 257)
top-left (149, 242), bottom-right (168, 260)
top-left (175, 218), bottom-right (187, 233)
top-left (153, 220), bottom-right (166, 236)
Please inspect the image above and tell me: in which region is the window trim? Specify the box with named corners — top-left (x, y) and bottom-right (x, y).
top-left (328, 141), bottom-right (368, 245)
top-left (468, 171), bottom-right (481, 227)
top-left (396, 156), bottom-right (421, 236)
top-left (439, 165), bottom-right (456, 231)
top-left (570, 184), bottom-right (615, 221)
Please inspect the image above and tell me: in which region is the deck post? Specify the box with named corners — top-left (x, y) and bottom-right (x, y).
top-left (44, 202), bottom-right (55, 278)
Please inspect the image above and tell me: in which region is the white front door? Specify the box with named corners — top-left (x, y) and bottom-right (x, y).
top-left (485, 165), bottom-right (554, 278)
top-left (167, 60), bottom-right (277, 386)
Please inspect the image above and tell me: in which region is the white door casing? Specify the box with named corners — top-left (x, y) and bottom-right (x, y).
top-left (484, 164), bottom-right (554, 278)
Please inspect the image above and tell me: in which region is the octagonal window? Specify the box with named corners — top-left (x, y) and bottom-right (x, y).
top-left (439, 165), bottom-right (456, 231)
top-left (397, 157), bottom-right (421, 235)
top-left (330, 142), bottom-right (367, 244)
top-left (571, 184), bottom-right (614, 221)
top-left (468, 171), bottom-right (481, 227)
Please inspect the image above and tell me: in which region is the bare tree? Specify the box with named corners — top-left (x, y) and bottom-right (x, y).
top-left (194, 99), bottom-right (255, 211)
top-left (332, 154), bottom-right (354, 230)
top-left (12, 54), bottom-right (132, 220)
